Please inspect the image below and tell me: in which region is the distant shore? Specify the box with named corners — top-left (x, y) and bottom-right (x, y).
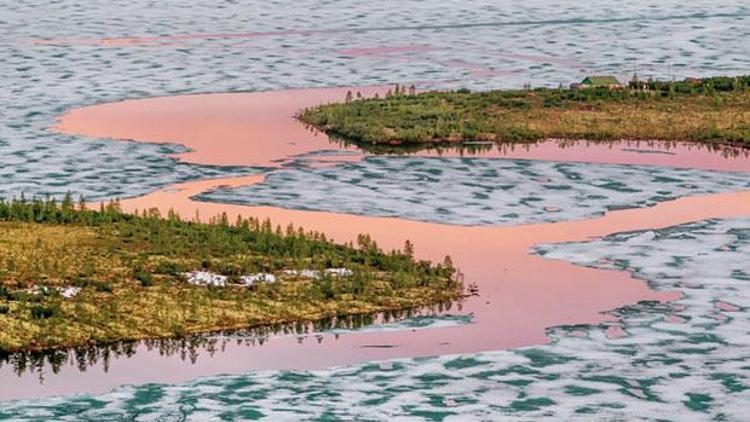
top-left (298, 76), bottom-right (750, 150)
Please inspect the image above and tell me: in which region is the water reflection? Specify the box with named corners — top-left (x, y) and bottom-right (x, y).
top-left (318, 126), bottom-right (750, 159)
top-left (25, 87), bottom-right (749, 400)
top-left (0, 300), bottom-right (462, 382)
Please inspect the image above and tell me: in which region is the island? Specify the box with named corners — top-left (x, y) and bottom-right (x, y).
top-left (299, 75), bottom-right (750, 149)
top-left (0, 196), bottom-right (460, 354)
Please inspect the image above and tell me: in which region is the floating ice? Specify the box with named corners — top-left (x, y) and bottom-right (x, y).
top-left (200, 157), bottom-right (750, 226)
top-left (8, 218), bottom-right (749, 420)
top-left (3, 0), bottom-right (750, 418)
top-left (2, 0), bottom-right (749, 200)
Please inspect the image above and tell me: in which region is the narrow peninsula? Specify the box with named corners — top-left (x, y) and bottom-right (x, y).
top-left (299, 75), bottom-right (750, 149)
top-left (0, 197), bottom-right (461, 354)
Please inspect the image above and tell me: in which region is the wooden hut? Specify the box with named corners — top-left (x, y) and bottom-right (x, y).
top-left (579, 76), bottom-right (621, 88)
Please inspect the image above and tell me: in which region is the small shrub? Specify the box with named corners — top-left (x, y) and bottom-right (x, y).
top-left (30, 304), bottom-right (56, 319)
top-left (0, 303), bottom-right (9, 314)
top-left (72, 277), bottom-right (89, 288)
top-left (153, 258), bottom-right (186, 275)
top-left (135, 271), bottom-right (154, 287)
top-left (94, 281), bottom-right (113, 293)
top-left (0, 285), bottom-right (11, 300)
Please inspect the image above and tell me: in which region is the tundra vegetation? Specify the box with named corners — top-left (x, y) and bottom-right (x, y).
top-left (299, 76), bottom-right (750, 148)
top-left (0, 195), bottom-right (460, 354)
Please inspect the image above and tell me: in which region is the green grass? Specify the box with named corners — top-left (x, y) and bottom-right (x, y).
top-left (299, 76), bottom-right (750, 150)
top-left (0, 196), bottom-right (461, 353)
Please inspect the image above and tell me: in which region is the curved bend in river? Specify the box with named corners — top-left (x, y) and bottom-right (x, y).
top-left (4, 85), bottom-right (749, 400)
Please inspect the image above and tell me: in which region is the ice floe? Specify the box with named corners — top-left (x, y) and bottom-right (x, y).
top-left (3, 0), bottom-right (749, 201)
top-left (200, 157), bottom-right (750, 226)
top-left (9, 218), bottom-right (750, 420)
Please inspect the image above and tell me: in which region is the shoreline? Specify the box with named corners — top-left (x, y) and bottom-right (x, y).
top-left (3, 86), bottom-right (749, 400)
top-left (298, 78), bottom-right (750, 148)
top-left (0, 196), bottom-right (461, 356)
top-left (56, 87), bottom-right (750, 173)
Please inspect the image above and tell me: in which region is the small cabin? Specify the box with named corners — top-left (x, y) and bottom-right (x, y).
top-left (579, 76), bottom-right (621, 89)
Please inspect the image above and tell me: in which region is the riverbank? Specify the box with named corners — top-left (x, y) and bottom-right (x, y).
top-left (9, 86), bottom-right (750, 400)
top-left (299, 76), bottom-right (750, 148)
top-left (0, 197), bottom-right (460, 354)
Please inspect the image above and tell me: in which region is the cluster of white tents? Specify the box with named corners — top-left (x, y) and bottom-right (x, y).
top-left (15, 267), bottom-right (356, 298)
top-left (26, 285), bottom-right (81, 299)
top-left (185, 267), bottom-right (353, 288)
top-left (282, 268), bottom-right (354, 279)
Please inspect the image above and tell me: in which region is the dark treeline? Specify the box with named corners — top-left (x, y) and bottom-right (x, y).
top-left (628, 75), bottom-right (750, 95)
top-left (0, 194), bottom-right (454, 281)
